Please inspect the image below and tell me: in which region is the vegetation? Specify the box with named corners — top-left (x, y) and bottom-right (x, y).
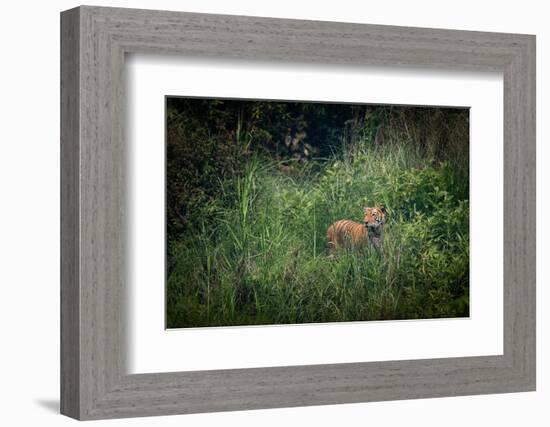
top-left (166, 98), bottom-right (469, 328)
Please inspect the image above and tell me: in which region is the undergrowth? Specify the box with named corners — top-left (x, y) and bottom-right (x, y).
top-left (167, 136), bottom-right (469, 328)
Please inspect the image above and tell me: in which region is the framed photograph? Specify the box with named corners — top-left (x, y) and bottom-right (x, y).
top-left (164, 99), bottom-right (470, 329)
top-left (61, 5), bottom-right (535, 420)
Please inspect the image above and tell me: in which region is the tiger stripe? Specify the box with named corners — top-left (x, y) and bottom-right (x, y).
top-left (326, 205), bottom-right (386, 252)
top-left (327, 219), bottom-right (368, 250)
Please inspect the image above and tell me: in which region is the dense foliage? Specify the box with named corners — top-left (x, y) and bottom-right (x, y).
top-left (166, 98), bottom-right (469, 328)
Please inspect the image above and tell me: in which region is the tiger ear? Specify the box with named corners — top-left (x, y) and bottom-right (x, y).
top-left (363, 206), bottom-right (369, 214)
top-left (379, 204), bottom-right (386, 214)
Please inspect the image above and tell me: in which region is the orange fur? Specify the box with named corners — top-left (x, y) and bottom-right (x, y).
top-left (326, 206), bottom-right (386, 251)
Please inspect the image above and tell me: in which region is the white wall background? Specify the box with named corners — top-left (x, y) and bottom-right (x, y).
top-left (0, 0), bottom-right (546, 425)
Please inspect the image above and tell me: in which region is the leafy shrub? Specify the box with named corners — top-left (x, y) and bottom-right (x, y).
top-left (167, 137), bottom-right (469, 327)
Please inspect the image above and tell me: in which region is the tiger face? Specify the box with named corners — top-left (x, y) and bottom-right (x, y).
top-left (363, 205), bottom-right (386, 231)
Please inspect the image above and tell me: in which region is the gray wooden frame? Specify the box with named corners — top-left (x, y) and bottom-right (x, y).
top-left (61, 5), bottom-right (536, 420)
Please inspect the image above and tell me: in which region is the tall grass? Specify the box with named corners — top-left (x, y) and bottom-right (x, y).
top-left (166, 138), bottom-right (469, 328)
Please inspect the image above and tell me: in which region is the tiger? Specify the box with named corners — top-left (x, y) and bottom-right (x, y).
top-left (326, 205), bottom-right (386, 252)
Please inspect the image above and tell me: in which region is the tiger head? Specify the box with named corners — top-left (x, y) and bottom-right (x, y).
top-left (363, 205), bottom-right (386, 230)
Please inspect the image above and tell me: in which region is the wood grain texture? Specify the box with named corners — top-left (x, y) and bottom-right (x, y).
top-left (60, 5), bottom-right (536, 420)
top-left (60, 7), bottom-right (80, 419)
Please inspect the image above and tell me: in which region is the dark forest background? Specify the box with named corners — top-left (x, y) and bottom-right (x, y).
top-left (166, 97), bottom-right (469, 328)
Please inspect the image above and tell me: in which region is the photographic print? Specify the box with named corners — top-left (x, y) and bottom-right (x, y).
top-left (166, 97), bottom-right (470, 328)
